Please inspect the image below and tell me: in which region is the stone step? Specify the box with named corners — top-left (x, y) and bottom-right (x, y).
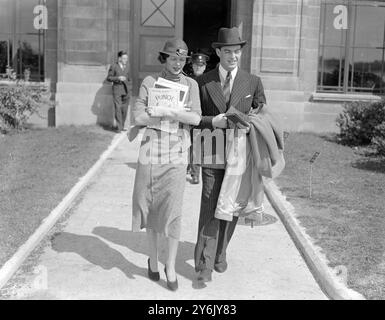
top-left (305, 102), bottom-right (343, 115)
top-left (60, 65), bottom-right (111, 83)
top-left (56, 94), bottom-right (112, 107)
top-left (259, 75), bottom-right (301, 91)
top-left (265, 90), bottom-right (305, 102)
top-left (270, 111), bottom-right (339, 133)
top-left (57, 83), bottom-right (112, 95)
top-left (266, 101), bottom-right (341, 133)
top-left (266, 101), bottom-right (305, 114)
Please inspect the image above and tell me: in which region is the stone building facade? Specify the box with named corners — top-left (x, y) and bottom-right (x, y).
top-left (1, 0), bottom-right (384, 132)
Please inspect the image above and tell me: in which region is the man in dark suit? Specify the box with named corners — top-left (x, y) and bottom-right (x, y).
top-left (107, 50), bottom-right (131, 132)
top-left (194, 27), bottom-right (267, 283)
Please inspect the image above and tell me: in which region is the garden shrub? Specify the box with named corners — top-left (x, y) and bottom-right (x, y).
top-left (336, 99), bottom-right (385, 146)
top-left (0, 115), bottom-right (11, 133)
top-left (372, 122), bottom-right (385, 155)
top-left (0, 67), bottom-right (53, 133)
top-left (0, 84), bottom-right (45, 132)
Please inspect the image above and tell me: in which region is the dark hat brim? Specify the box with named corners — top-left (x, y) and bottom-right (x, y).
top-left (159, 51), bottom-right (190, 58)
top-left (193, 62), bottom-right (206, 66)
top-left (212, 40), bottom-right (247, 49)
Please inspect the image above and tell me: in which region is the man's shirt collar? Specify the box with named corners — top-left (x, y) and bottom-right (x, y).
top-left (219, 64), bottom-right (238, 81)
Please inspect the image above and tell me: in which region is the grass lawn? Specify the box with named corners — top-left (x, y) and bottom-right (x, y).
top-left (0, 125), bottom-right (115, 268)
top-left (276, 132), bottom-right (385, 300)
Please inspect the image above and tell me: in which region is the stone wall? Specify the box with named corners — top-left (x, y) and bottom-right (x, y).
top-left (231, 0), bottom-right (254, 72)
top-left (252, 0), bottom-right (304, 89)
top-left (299, 0), bottom-right (321, 97)
top-left (56, 0), bottom-right (132, 126)
top-left (28, 0), bottom-right (58, 128)
top-left (51, 0), bottom-right (342, 132)
top-left (250, 0), bottom-right (341, 132)
top-left (46, 0), bottom-right (58, 93)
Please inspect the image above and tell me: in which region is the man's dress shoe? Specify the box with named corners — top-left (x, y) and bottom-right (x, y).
top-left (197, 269), bottom-right (212, 282)
top-left (191, 176), bottom-right (200, 185)
top-left (214, 261), bottom-right (228, 273)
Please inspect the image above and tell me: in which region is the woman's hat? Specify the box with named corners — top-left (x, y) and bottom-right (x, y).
top-left (159, 39), bottom-right (190, 58)
top-left (191, 53), bottom-right (209, 66)
top-left (212, 27), bottom-right (247, 49)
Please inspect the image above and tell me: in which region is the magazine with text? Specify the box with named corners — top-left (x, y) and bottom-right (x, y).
top-left (147, 87), bottom-right (180, 133)
top-left (154, 77), bottom-right (189, 107)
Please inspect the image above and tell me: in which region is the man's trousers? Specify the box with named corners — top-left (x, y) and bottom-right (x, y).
top-left (194, 167), bottom-right (239, 272)
top-left (113, 94), bottom-right (129, 130)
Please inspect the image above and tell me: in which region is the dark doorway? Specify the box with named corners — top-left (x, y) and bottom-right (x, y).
top-left (183, 0), bottom-right (232, 73)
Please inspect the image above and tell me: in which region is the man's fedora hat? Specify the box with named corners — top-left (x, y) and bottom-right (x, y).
top-left (191, 53), bottom-right (209, 66)
top-left (212, 27), bottom-right (247, 49)
top-left (159, 39), bottom-right (190, 58)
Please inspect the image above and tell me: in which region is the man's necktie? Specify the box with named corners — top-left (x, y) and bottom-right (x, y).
top-left (223, 71), bottom-right (232, 107)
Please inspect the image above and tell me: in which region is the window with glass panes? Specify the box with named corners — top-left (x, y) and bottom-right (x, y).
top-left (318, 0), bottom-right (385, 95)
top-left (0, 0), bottom-right (45, 82)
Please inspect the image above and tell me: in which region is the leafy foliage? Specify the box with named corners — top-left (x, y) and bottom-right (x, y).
top-left (0, 67), bottom-right (53, 133)
top-left (336, 99), bottom-right (385, 155)
top-left (372, 122), bottom-right (385, 155)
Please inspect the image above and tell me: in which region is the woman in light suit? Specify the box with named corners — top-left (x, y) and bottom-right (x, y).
top-left (131, 39), bottom-right (201, 291)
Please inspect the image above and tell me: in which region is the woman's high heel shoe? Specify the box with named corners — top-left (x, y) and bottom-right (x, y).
top-left (147, 258), bottom-right (160, 282)
top-left (164, 266), bottom-right (178, 291)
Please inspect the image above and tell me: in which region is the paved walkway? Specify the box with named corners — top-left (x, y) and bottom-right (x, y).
top-left (1, 132), bottom-right (327, 300)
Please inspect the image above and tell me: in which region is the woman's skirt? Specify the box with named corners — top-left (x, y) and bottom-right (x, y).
top-left (132, 162), bottom-right (186, 239)
top-left (131, 128), bottom-right (189, 240)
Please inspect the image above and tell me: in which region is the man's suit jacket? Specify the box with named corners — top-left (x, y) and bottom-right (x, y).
top-left (107, 63), bottom-right (131, 96)
top-left (195, 67), bottom-right (266, 168)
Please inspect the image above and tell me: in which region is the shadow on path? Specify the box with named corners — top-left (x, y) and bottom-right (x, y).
top-left (92, 227), bottom-right (206, 289)
top-left (50, 232), bottom-right (169, 289)
top-left (50, 229), bottom-right (205, 291)
top-left (50, 232), bottom-right (145, 280)
top-left (125, 162), bottom-right (138, 170)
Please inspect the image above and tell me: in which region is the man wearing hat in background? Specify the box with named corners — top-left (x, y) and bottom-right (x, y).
top-left (107, 50), bottom-right (131, 132)
top-left (194, 27), bottom-right (266, 283)
top-left (187, 52), bottom-right (209, 184)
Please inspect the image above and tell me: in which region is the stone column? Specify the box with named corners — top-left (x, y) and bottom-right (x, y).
top-left (252, 0), bottom-right (303, 87)
top-left (231, 0), bottom-right (254, 72)
top-left (45, 0), bottom-right (58, 94)
top-left (299, 0), bottom-right (321, 98)
top-left (56, 0), bottom-right (132, 126)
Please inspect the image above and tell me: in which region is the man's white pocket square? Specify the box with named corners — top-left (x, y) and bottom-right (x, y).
top-left (245, 95), bottom-right (252, 99)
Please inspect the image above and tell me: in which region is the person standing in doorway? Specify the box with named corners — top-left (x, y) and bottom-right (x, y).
top-left (107, 50), bottom-right (131, 132)
top-left (194, 27), bottom-right (266, 283)
top-left (187, 52), bottom-right (209, 184)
